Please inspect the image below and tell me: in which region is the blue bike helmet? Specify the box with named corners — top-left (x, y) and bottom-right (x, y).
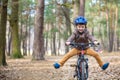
top-left (74, 16), bottom-right (87, 25)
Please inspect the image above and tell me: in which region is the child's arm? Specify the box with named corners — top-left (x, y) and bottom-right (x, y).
top-left (66, 30), bottom-right (76, 45)
top-left (66, 33), bottom-right (75, 42)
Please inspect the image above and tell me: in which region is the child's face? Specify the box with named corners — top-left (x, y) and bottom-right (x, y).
top-left (76, 24), bottom-right (85, 33)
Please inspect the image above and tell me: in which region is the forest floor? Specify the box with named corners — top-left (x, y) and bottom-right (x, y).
top-left (0, 52), bottom-right (120, 80)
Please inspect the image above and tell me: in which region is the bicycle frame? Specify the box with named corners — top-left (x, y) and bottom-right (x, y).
top-left (76, 50), bottom-right (88, 80)
top-left (74, 48), bottom-right (88, 80)
top-left (70, 42), bottom-right (95, 80)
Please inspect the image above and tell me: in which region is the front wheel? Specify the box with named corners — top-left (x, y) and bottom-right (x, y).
top-left (77, 61), bottom-right (88, 80)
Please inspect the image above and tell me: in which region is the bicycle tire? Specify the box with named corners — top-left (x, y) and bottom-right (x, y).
top-left (85, 60), bottom-right (88, 79)
top-left (81, 61), bottom-right (85, 80)
top-left (77, 61), bottom-right (88, 80)
top-left (77, 59), bottom-right (81, 80)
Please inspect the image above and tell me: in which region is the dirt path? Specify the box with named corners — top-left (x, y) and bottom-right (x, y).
top-left (0, 53), bottom-right (120, 80)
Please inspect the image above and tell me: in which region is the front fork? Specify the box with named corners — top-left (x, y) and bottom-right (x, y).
top-left (74, 57), bottom-right (88, 78)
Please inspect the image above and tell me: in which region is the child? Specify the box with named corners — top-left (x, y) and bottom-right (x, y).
top-left (54, 16), bottom-right (109, 70)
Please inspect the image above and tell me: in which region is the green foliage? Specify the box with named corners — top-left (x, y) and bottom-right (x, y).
top-left (44, 27), bottom-right (59, 39)
top-left (44, 1), bottom-right (56, 23)
top-left (118, 18), bottom-right (120, 24)
top-left (117, 19), bottom-right (120, 36)
top-left (57, 30), bottom-right (69, 40)
top-left (50, 27), bottom-right (59, 32)
top-left (19, 0), bottom-right (36, 26)
top-left (44, 31), bottom-right (49, 38)
top-left (99, 19), bottom-right (106, 24)
top-left (61, 2), bottom-right (73, 9)
top-left (63, 31), bottom-right (69, 39)
top-left (117, 28), bottom-right (120, 36)
top-left (11, 52), bottom-right (23, 59)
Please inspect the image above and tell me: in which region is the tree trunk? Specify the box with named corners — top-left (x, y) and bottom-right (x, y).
top-left (28, 13), bottom-right (31, 55)
top-left (108, 10), bottom-right (114, 52)
top-left (53, 30), bottom-right (56, 55)
top-left (105, 8), bottom-right (109, 51)
top-left (10, 0), bottom-right (22, 58)
top-left (0, 0), bottom-right (8, 66)
top-left (52, 23), bottom-right (56, 55)
top-left (7, 31), bottom-right (12, 56)
top-left (79, 0), bottom-right (85, 16)
top-left (113, 6), bottom-right (118, 51)
top-left (23, 19), bottom-right (28, 56)
top-left (44, 24), bottom-right (49, 54)
top-left (62, 0), bottom-right (71, 53)
top-left (57, 35), bottom-right (61, 55)
top-left (99, 24), bottom-right (106, 50)
top-left (33, 0), bottom-right (45, 60)
top-left (73, 0), bottom-right (80, 17)
top-left (45, 38), bottom-right (48, 53)
top-left (117, 36), bottom-right (119, 51)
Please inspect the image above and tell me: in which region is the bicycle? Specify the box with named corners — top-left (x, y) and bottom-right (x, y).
top-left (70, 42), bottom-right (98, 80)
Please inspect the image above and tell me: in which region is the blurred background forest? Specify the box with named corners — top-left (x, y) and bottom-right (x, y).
top-left (0, 0), bottom-right (120, 80)
top-left (0, 0), bottom-right (120, 65)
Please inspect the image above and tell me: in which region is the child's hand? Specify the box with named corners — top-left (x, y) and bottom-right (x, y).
top-left (94, 41), bottom-right (99, 45)
top-left (65, 42), bottom-right (71, 46)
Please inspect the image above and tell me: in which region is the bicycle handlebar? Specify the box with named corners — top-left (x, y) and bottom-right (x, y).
top-left (69, 42), bottom-right (99, 48)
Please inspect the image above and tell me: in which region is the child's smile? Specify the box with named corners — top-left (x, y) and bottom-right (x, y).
top-left (77, 24), bottom-right (85, 33)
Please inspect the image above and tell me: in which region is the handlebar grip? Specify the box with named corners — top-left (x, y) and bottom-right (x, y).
top-left (92, 42), bottom-right (100, 45)
top-left (69, 42), bottom-right (74, 45)
top-left (97, 43), bottom-right (100, 45)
